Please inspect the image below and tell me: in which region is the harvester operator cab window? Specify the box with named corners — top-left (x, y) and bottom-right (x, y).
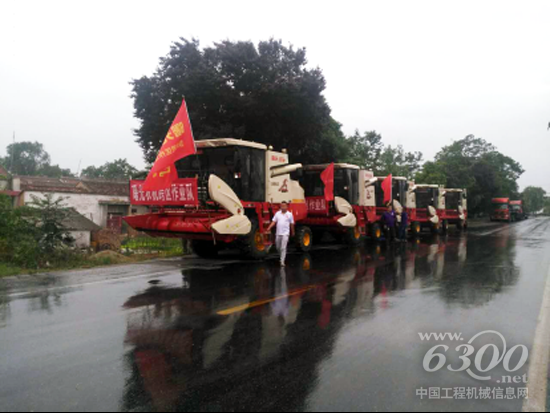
top-left (303, 168), bottom-right (359, 205)
top-left (334, 169), bottom-right (359, 205)
top-left (176, 146), bottom-right (266, 202)
top-left (416, 188), bottom-right (436, 209)
top-left (446, 192), bottom-right (461, 210)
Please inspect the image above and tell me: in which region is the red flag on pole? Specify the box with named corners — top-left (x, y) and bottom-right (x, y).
top-left (321, 163), bottom-right (335, 202)
top-left (381, 174), bottom-right (393, 205)
top-left (143, 99), bottom-right (197, 191)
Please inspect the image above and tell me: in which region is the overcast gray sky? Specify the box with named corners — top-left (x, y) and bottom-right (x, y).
top-left (1, 0), bottom-right (549, 191)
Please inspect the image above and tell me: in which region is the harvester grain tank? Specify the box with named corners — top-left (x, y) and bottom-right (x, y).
top-left (124, 139), bottom-right (312, 259)
top-left (300, 164), bottom-right (378, 244)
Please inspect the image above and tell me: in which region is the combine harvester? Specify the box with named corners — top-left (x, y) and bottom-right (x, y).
top-left (372, 176), bottom-right (410, 237)
top-left (300, 164), bottom-right (379, 245)
top-left (407, 184), bottom-right (443, 236)
top-left (125, 139), bottom-right (313, 259)
top-left (439, 188), bottom-right (468, 232)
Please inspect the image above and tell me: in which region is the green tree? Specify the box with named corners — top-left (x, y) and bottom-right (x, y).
top-left (2, 141), bottom-right (73, 177)
top-left (347, 131), bottom-right (384, 171)
top-left (29, 194), bottom-right (73, 254)
top-left (521, 187), bottom-right (547, 213)
top-left (378, 145), bottom-right (423, 179)
top-left (0, 195), bottom-right (41, 267)
top-left (415, 161), bottom-right (448, 186)
top-left (132, 38), bottom-right (347, 165)
top-left (425, 135), bottom-right (524, 214)
top-left (346, 131), bottom-right (422, 178)
top-left (81, 159), bottom-right (139, 180)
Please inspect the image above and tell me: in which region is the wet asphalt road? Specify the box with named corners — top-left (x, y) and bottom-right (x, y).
top-left (1, 218), bottom-right (550, 412)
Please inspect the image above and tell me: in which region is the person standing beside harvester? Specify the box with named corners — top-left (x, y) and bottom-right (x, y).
top-left (267, 202), bottom-right (296, 267)
top-left (398, 210), bottom-right (409, 242)
top-left (382, 203), bottom-right (397, 243)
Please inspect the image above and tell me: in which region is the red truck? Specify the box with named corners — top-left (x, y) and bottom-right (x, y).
top-left (510, 200), bottom-right (527, 221)
top-left (490, 198), bottom-right (512, 222)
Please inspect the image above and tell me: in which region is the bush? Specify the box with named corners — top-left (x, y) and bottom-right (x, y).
top-left (0, 194), bottom-right (76, 269)
top-left (0, 195), bottom-right (42, 268)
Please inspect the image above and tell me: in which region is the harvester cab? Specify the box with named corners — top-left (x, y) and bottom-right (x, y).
top-left (125, 139), bottom-right (309, 259)
top-left (374, 176), bottom-right (409, 215)
top-left (439, 188), bottom-right (468, 231)
top-left (300, 164), bottom-right (379, 244)
top-left (408, 184), bottom-right (442, 235)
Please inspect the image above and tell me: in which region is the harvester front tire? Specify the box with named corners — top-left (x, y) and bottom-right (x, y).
top-left (240, 220), bottom-right (269, 260)
top-left (295, 226), bottom-right (313, 253)
top-left (412, 222), bottom-right (422, 237)
top-left (441, 220), bottom-right (449, 234)
top-left (371, 223), bottom-right (383, 242)
top-left (344, 226), bottom-right (364, 246)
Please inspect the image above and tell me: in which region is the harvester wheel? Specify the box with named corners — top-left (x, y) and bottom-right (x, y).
top-left (295, 226), bottom-right (313, 253)
top-left (344, 226), bottom-right (364, 246)
top-left (371, 223), bottom-right (383, 242)
top-left (412, 222), bottom-right (422, 237)
top-left (240, 220), bottom-right (269, 260)
top-left (191, 240), bottom-right (220, 259)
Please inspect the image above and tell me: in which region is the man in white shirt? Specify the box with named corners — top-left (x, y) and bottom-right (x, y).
top-left (267, 202), bottom-right (295, 267)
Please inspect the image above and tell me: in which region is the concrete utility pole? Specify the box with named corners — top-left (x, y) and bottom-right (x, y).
top-left (10, 131), bottom-right (16, 173)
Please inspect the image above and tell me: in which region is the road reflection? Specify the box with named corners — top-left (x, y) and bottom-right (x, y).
top-left (121, 234), bottom-right (520, 412)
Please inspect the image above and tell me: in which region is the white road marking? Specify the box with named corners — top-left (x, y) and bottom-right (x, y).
top-left (523, 263), bottom-right (550, 412)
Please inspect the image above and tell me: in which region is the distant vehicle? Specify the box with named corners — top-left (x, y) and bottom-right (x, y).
top-left (490, 198), bottom-right (512, 222)
top-left (510, 200), bottom-right (527, 221)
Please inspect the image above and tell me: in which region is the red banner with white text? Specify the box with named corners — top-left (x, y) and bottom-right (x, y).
top-left (131, 179), bottom-right (199, 206)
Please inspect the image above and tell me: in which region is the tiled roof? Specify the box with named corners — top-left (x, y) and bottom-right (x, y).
top-left (0, 165), bottom-right (8, 176)
top-left (16, 176), bottom-right (129, 197)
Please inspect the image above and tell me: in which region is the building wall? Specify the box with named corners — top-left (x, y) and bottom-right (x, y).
top-left (22, 191), bottom-right (130, 227)
top-left (70, 231), bottom-right (92, 249)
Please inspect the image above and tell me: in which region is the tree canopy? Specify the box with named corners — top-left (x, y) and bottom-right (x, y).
top-left (81, 159), bottom-right (139, 180)
top-left (131, 38), bottom-right (348, 165)
top-left (346, 131), bottom-right (423, 179)
top-left (521, 186), bottom-right (547, 213)
top-left (415, 135), bottom-right (524, 214)
top-left (1, 141), bottom-right (73, 178)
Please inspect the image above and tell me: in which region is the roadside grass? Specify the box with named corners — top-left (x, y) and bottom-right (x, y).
top-left (0, 263), bottom-right (26, 277)
top-left (0, 237), bottom-right (189, 278)
top-left (122, 236), bottom-right (186, 257)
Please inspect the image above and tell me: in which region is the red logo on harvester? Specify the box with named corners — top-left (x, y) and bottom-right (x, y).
top-left (279, 179), bottom-right (289, 193)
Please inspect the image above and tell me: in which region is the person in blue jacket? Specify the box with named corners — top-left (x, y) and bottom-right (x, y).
top-left (398, 210), bottom-right (409, 242)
